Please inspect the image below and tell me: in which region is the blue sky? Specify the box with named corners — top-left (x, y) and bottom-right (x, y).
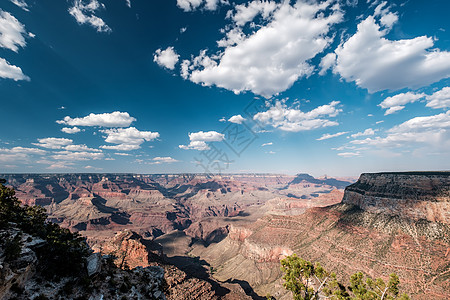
top-left (0, 0), bottom-right (449, 176)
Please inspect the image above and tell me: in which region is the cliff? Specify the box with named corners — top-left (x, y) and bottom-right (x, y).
top-left (343, 172), bottom-right (450, 224)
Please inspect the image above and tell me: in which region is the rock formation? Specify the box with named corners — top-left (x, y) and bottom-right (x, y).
top-left (343, 172), bottom-right (450, 224)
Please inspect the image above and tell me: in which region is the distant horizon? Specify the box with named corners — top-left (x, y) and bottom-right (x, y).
top-left (1, 1), bottom-right (449, 175)
top-left (2, 170), bottom-right (450, 179)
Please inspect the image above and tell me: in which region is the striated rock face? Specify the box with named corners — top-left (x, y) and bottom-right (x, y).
top-left (99, 229), bottom-right (163, 269)
top-left (343, 172), bottom-right (450, 224)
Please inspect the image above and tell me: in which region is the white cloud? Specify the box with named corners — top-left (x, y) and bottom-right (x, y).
top-left (64, 144), bottom-right (101, 152)
top-left (101, 144), bottom-right (140, 151)
top-left (426, 87), bottom-right (450, 109)
top-left (0, 147), bottom-right (47, 163)
top-left (84, 165), bottom-right (102, 170)
top-left (319, 53), bottom-right (336, 76)
top-left (379, 92), bottom-right (425, 115)
top-left (177, 0), bottom-right (226, 12)
top-left (0, 147), bottom-right (46, 155)
top-left (46, 163), bottom-right (75, 170)
top-left (114, 152), bottom-right (130, 156)
top-left (328, 12), bottom-right (450, 92)
top-left (61, 127), bottom-right (82, 134)
top-left (52, 151), bottom-right (104, 161)
top-left (100, 127), bottom-right (160, 151)
top-left (189, 130), bottom-right (225, 142)
top-left (337, 151), bottom-right (361, 157)
top-left (228, 114), bottom-right (246, 124)
top-left (261, 142), bottom-right (273, 147)
top-left (150, 157), bottom-right (179, 164)
top-left (254, 100), bottom-right (342, 132)
top-left (317, 131), bottom-right (348, 140)
top-left (9, 0), bottom-right (29, 12)
top-left (351, 110), bottom-right (450, 148)
top-left (230, 0), bottom-right (278, 26)
top-left (0, 10), bottom-right (27, 52)
top-left (179, 130), bottom-right (224, 150)
top-left (0, 153), bottom-right (27, 162)
top-left (182, 0), bottom-right (343, 97)
top-left (179, 140), bottom-right (210, 151)
top-left (154, 47), bottom-right (180, 70)
top-left (0, 57), bottom-right (29, 81)
top-left (57, 111), bottom-right (136, 127)
top-left (351, 128), bottom-right (376, 138)
top-left (68, 0), bottom-right (111, 33)
top-left (33, 138), bottom-right (73, 149)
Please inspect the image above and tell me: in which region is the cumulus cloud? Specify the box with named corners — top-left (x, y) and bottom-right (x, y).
top-left (0, 57), bottom-right (29, 81)
top-left (179, 141), bottom-right (210, 151)
top-left (351, 110), bottom-right (450, 148)
top-left (0, 10), bottom-right (27, 52)
top-left (114, 152), bottom-right (130, 156)
top-left (0, 147), bottom-right (46, 155)
top-left (337, 151), bottom-right (361, 157)
top-left (57, 111), bottom-right (136, 127)
top-left (64, 144), bottom-right (101, 152)
top-left (261, 142), bottom-right (273, 147)
top-left (228, 114), bottom-right (246, 124)
top-left (179, 130), bottom-right (225, 150)
top-left (426, 86), bottom-right (450, 109)
top-left (319, 53), bottom-right (337, 76)
top-left (351, 128), bottom-right (376, 138)
top-left (150, 157), bottom-right (179, 164)
top-left (52, 151), bottom-right (104, 161)
top-left (182, 0), bottom-right (343, 97)
top-left (0, 147), bottom-right (47, 163)
top-left (254, 100), bottom-right (342, 132)
top-left (9, 0), bottom-right (29, 12)
top-left (177, 0), bottom-right (227, 12)
top-left (326, 7), bottom-right (450, 92)
top-left (61, 127), bottom-right (82, 134)
top-left (33, 138), bottom-right (73, 149)
top-left (100, 127), bottom-right (160, 151)
top-left (317, 131), bottom-right (348, 140)
top-left (68, 0), bottom-right (111, 33)
top-left (46, 162), bottom-right (75, 170)
top-left (189, 130), bottom-right (225, 142)
top-left (230, 0), bottom-right (278, 26)
top-left (379, 92), bottom-right (425, 115)
top-left (100, 144), bottom-right (140, 151)
top-left (154, 47), bottom-right (180, 70)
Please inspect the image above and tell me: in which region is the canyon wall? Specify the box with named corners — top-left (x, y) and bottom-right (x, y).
top-left (343, 172), bottom-right (450, 224)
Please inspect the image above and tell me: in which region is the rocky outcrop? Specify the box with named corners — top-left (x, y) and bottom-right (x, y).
top-left (99, 229), bottom-right (163, 269)
top-left (0, 227), bottom-right (167, 300)
top-left (343, 172), bottom-right (450, 224)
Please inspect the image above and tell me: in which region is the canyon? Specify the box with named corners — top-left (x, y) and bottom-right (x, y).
top-left (1, 172), bottom-right (449, 299)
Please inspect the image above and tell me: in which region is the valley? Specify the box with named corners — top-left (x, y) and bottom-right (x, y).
top-left (1, 172), bottom-right (449, 299)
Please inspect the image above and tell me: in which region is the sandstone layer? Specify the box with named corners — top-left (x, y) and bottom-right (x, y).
top-left (343, 172), bottom-right (450, 224)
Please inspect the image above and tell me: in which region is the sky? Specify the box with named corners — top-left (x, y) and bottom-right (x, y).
top-left (0, 0), bottom-right (449, 176)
